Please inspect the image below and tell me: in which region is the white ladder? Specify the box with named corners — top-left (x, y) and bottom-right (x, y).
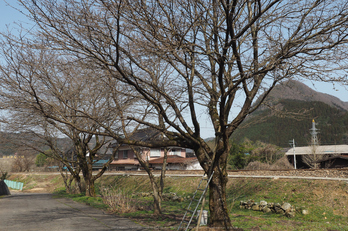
top-left (177, 171), bottom-right (214, 231)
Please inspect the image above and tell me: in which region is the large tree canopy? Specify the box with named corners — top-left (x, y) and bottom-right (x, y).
top-left (1, 0), bottom-right (348, 227)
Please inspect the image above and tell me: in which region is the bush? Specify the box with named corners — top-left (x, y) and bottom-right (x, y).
top-left (35, 153), bottom-right (48, 167)
top-left (100, 187), bottom-right (137, 214)
top-left (244, 161), bottom-right (271, 170)
top-left (270, 156), bottom-right (294, 170)
top-left (0, 170), bottom-right (9, 181)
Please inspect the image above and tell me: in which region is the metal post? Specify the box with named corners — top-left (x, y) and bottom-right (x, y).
top-left (293, 139), bottom-right (296, 170)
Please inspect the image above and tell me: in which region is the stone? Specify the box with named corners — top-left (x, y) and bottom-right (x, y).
top-left (263, 207), bottom-right (272, 213)
top-left (281, 202), bottom-right (291, 212)
top-left (302, 209), bottom-right (309, 215)
top-left (0, 180), bottom-right (10, 196)
top-left (252, 204), bottom-right (260, 211)
top-left (286, 211), bottom-right (296, 218)
top-left (260, 200), bottom-right (267, 206)
top-left (274, 206), bottom-right (285, 214)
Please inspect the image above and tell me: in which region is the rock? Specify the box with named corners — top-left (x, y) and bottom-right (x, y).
top-left (240, 199), bottom-right (296, 217)
top-left (286, 211), bottom-right (296, 218)
top-left (302, 209), bottom-right (309, 215)
top-left (281, 203), bottom-right (291, 212)
top-left (274, 204), bottom-right (285, 214)
top-left (172, 195), bottom-right (184, 202)
top-left (260, 200), bottom-right (267, 206)
top-left (252, 204), bottom-right (260, 211)
top-left (0, 180), bottom-right (10, 195)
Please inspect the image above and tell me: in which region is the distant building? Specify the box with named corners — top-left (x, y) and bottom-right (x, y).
top-left (108, 128), bottom-right (202, 171)
top-left (285, 145), bottom-right (348, 168)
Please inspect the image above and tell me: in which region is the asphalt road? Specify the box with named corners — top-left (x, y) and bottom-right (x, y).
top-left (0, 193), bottom-right (146, 231)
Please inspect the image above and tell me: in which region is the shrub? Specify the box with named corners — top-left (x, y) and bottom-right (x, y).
top-left (0, 170), bottom-right (9, 181)
top-left (100, 187), bottom-right (137, 214)
top-left (270, 156), bottom-right (294, 170)
top-left (244, 161), bottom-right (271, 170)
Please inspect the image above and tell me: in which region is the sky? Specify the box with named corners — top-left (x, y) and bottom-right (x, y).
top-left (1, 0), bottom-right (347, 139)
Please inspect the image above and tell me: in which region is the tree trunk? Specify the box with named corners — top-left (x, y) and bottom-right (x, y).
top-left (83, 167), bottom-right (96, 197)
top-left (149, 172), bottom-right (162, 215)
top-left (85, 178), bottom-right (96, 197)
top-left (73, 173), bottom-right (82, 194)
top-left (159, 148), bottom-right (168, 197)
top-left (131, 147), bottom-right (162, 215)
top-left (208, 169), bottom-right (232, 228)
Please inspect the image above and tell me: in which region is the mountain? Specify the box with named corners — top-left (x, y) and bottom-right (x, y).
top-left (231, 80), bottom-right (348, 147)
top-left (259, 80), bottom-right (348, 111)
top-left (0, 132), bottom-right (71, 157)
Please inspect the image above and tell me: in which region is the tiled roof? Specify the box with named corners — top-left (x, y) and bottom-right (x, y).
top-left (110, 127), bottom-right (167, 147)
top-left (148, 156), bottom-right (198, 164)
top-left (110, 159), bottom-right (139, 165)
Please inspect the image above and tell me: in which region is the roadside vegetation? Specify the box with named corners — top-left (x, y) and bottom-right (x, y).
top-left (7, 173), bottom-right (348, 230)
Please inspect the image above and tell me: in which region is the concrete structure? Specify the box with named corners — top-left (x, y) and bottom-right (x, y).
top-left (285, 145), bottom-right (348, 168)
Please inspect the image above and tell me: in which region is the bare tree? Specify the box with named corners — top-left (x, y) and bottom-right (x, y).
top-left (0, 40), bottom-right (124, 197)
top-left (12, 150), bottom-right (35, 172)
top-left (125, 129), bottom-right (169, 215)
top-left (301, 144), bottom-right (326, 169)
top-left (4, 0), bottom-right (348, 227)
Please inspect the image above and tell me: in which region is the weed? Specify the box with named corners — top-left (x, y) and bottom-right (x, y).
top-left (100, 187), bottom-right (137, 214)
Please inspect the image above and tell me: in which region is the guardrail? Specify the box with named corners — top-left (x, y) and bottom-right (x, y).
top-left (4, 180), bottom-right (23, 191)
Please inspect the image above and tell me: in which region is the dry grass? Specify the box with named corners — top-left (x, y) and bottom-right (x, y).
top-left (244, 157), bottom-right (294, 170)
top-left (100, 187), bottom-right (137, 214)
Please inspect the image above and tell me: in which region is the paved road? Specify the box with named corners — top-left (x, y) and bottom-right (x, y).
top-left (0, 193), bottom-right (146, 231)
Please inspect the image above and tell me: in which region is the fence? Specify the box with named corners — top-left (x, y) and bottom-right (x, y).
top-left (4, 180), bottom-right (24, 191)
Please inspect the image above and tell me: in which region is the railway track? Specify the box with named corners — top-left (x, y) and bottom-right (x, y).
top-left (101, 168), bottom-right (348, 181)
top-left (14, 168), bottom-right (348, 181)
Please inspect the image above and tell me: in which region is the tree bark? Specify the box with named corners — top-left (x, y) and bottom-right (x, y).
top-left (149, 173), bottom-right (162, 215)
top-left (209, 169), bottom-right (231, 228)
top-left (83, 162), bottom-right (96, 197)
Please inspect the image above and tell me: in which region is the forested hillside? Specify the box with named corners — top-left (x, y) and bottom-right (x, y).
top-left (231, 99), bottom-right (348, 147)
top-left (0, 132), bottom-right (71, 157)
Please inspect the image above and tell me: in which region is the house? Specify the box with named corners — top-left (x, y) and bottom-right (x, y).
top-left (108, 128), bottom-right (202, 171)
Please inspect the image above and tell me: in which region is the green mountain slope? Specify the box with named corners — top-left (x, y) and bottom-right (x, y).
top-left (231, 99), bottom-right (348, 147)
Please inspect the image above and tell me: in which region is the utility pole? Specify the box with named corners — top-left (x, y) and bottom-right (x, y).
top-left (289, 139), bottom-right (296, 169)
top-left (310, 119), bottom-right (319, 146)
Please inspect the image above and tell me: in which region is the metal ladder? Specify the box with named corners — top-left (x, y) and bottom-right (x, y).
top-left (177, 171), bottom-right (214, 231)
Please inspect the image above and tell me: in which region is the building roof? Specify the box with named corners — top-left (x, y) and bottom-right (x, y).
top-left (148, 156), bottom-right (198, 165)
top-left (110, 159), bottom-right (139, 165)
top-left (285, 145), bottom-right (348, 156)
top-left (110, 128), bottom-right (167, 148)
